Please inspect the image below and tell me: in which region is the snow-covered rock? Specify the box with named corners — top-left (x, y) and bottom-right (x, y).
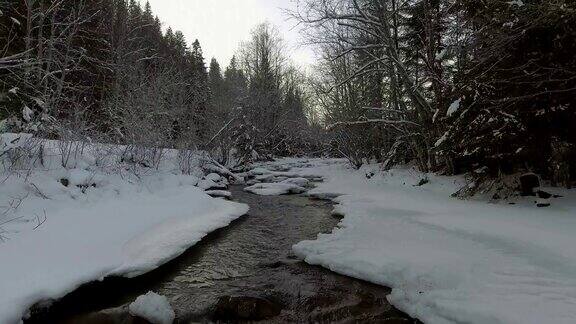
top-left (281, 177), bottom-right (310, 187)
top-left (255, 173), bottom-right (287, 182)
top-left (129, 292), bottom-right (175, 324)
top-left (246, 178), bottom-right (260, 186)
top-left (244, 183), bottom-right (307, 196)
top-left (197, 178), bottom-right (227, 190)
top-left (197, 172), bottom-right (230, 191)
top-left (245, 164), bottom-right (323, 187)
top-left (204, 173), bottom-right (222, 182)
top-left (205, 190), bottom-right (232, 199)
top-left (247, 167), bottom-right (273, 176)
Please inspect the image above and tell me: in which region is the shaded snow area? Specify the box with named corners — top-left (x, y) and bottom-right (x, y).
top-left (0, 134), bottom-right (248, 323)
top-left (129, 292), bottom-right (175, 324)
top-left (253, 158), bottom-right (576, 324)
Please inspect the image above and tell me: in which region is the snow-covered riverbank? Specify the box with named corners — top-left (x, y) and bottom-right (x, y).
top-left (255, 158), bottom-right (576, 324)
top-left (0, 134), bottom-right (248, 323)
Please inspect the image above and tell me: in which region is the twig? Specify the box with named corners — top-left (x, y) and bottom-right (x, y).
top-left (33, 210), bottom-right (47, 230)
top-left (30, 183), bottom-right (50, 199)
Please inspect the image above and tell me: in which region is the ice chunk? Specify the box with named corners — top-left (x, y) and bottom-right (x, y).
top-left (129, 292), bottom-right (175, 324)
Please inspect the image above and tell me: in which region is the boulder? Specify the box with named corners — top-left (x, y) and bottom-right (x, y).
top-left (213, 296), bottom-right (281, 321)
top-left (519, 173), bottom-right (540, 196)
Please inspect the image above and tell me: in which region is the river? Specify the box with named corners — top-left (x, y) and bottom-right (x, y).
top-left (26, 185), bottom-right (415, 323)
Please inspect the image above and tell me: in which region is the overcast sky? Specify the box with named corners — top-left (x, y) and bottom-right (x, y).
top-left (142, 0), bottom-right (314, 69)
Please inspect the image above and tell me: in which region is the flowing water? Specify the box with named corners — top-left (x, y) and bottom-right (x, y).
top-left (26, 185), bottom-right (416, 323)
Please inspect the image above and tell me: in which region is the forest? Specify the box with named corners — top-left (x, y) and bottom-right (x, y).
top-left (294, 0), bottom-right (576, 192)
top-left (2, 0), bottom-right (575, 191)
top-left (0, 0), bottom-right (317, 172)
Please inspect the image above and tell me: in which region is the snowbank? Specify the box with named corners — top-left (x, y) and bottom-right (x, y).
top-left (0, 134), bottom-right (248, 323)
top-left (129, 292), bottom-right (175, 324)
top-left (259, 159), bottom-right (576, 324)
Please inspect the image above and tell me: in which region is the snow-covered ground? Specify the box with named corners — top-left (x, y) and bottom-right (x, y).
top-left (255, 158), bottom-right (576, 324)
top-left (4, 135), bottom-right (576, 324)
top-left (0, 134), bottom-right (248, 323)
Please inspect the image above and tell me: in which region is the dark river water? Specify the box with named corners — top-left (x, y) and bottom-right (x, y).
top-left (26, 185), bottom-right (416, 323)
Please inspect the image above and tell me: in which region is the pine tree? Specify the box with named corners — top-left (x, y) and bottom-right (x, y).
top-left (224, 56), bottom-right (248, 106)
top-left (209, 58), bottom-right (226, 114)
top-left (187, 39), bottom-right (210, 143)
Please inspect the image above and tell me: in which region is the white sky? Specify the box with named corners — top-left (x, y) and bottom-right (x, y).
top-left (142, 0), bottom-right (314, 69)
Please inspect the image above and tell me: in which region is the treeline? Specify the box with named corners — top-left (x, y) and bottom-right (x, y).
top-left (0, 1), bottom-right (315, 168)
top-left (207, 24), bottom-right (321, 166)
top-left (0, 0), bottom-right (209, 146)
top-left (297, 0), bottom-right (576, 189)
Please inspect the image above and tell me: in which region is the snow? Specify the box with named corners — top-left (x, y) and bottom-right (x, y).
top-left (205, 190), bottom-right (232, 199)
top-left (435, 48), bottom-right (448, 60)
top-left (197, 173), bottom-right (229, 191)
top-left (254, 158), bottom-right (576, 324)
top-left (507, 0), bottom-right (524, 6)
top-left (197, 178), bottom-right (226, 190)
top-left (244, 182), bottom-right (307, 196)
top-left (446, 98), bottom-right (461, 117)
top-left (248, 167), bottom-right (271, 176)
top-left (205, 173), bottom-right (223, 182)
top-left (241, 163), bottom-right (321, 195)
top-left (434, 131), bottom-right (449, 147)
top-left (280, 177), bottom-right (310, 187)
top-left (254, 173), bottom-right (287, 183)
top-left (129, 292), bottom-right (175, 324)
top-left (0, 134), bottom-right (249, 323)
top-left (1, 132), bottom-right (33, 151)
